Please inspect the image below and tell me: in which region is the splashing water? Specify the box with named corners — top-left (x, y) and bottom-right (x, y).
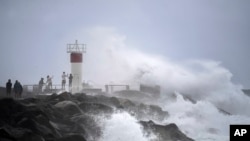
top-left (99, 112), bottom-right (156, 141)
top-left (161, 92), bottom-right (250, 141)
top-left (81, 27), bottom-right (250, 141)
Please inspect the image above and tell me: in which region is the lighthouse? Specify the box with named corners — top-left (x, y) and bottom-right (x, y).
top-left (67, 40), bottom-right (86, 93)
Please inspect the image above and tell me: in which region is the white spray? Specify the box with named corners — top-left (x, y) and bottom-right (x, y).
top-left (81, 26), bottom-right (250, 141)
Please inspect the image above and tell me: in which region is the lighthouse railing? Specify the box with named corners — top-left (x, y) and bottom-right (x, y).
top-left (67, 44), bottom-right (86, 53)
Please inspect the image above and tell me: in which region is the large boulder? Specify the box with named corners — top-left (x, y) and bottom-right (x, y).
top-left (45, 92), bottom-right (72, 104)
top-left (119, 100), bottom-right (168, 122)
top-left (79, 102), bottom-right (113, 114)
top-left (70, 114), bottom-right (102, 140)
top-left (54, 101), bottom-right (81, 116)
top-left (140, 120), bottom-right (194, 141)
top-left (0, 98), bottom-right (26, 125)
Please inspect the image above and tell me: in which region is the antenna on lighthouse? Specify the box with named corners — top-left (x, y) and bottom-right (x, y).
top-left (67, 40), bottom-right (86, 93)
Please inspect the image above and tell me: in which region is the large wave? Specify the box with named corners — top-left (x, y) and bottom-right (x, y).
top-left (79, 26), bottom-right (250, 140)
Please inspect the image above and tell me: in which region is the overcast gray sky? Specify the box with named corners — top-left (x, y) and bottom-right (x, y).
top-left (0, 0), bottom-right (250, 88)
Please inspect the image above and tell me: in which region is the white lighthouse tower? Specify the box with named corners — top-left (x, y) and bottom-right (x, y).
top-left (67, 40), bottom-right (86, 93)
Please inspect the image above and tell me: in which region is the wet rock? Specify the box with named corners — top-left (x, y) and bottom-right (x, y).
top-left (0, 126), bottom-right (45, 141)
top-left (45, 92), bottom-right (72, 104)
top-left (0, 92), bottom-right (193, 141)
top-left (0, 128), bottom-right (15, 141)
top-left (120, 101), bottom-right (169, 122)
top-left (18, 132), bottom-right (45, 141)
top-left (74, 93), bottom-right (88, 102)
top-left (76, 94), bottom-right (121, 108)
top-left (19, 98), bottom-right (42, 106)
top-left (114, 90), bottom-right (156, 103)
top-left (57, 92), bottom-right (72, 101)
top-left (0, 98), bottom-right (26, 125)
top-left (79, 102), bottom-right (113, 114)
top-left (55, 134), bottom-right (86, 141)
top-left (54, 101), bottom-right (81, 116)
top-left (45, 93), bottom-right (58, 101)
top-left (70, 114), bottom-right (102, 140)
top-left (140, 120), bottom-right (194, 141)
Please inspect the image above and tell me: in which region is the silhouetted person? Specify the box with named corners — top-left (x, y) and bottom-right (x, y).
top-left (39, 78), bottom-right (44, 93)
top-left (68, 74), bottom-right (73, 89)
top-left (62, 72), bottom-right (67, 90)
top-left (14, 80), bottom-right (22, 98)
top-left (46, 75), bottom-right (53, 90)
top-left (18, 81), bottom-right (23, 98)
top-left (6, 79), bottom-right (12, 97)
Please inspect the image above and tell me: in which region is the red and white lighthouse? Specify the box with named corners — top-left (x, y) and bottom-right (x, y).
top-left (67, 40), bottom-right (86, 93)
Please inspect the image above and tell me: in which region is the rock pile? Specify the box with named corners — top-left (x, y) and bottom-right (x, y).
top-left (0, 92), bottom-right (194, 141)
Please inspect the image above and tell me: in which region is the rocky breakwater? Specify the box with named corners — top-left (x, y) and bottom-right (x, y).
top-left (0, 92), bottom-right (194, 141)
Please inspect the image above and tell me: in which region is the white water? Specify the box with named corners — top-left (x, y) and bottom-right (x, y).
top-left (99, 112), bottom-right (156, 141)
top-left (83, 27), bottom-right (250, 141)
top-left (160, 93), bottom-right (250, 141)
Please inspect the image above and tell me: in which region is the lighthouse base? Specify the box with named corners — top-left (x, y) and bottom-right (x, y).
top-left (70, 63), bottom-right (82, 94)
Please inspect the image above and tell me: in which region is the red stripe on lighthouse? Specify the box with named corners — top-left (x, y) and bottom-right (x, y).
top-left (71, 53), bottom-right (82, 63)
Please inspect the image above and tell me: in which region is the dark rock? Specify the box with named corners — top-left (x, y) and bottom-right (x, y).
top-left (45, 92), bottom-right (72, 104)
top-left (0, 98), bottom-right (26, 126)
top-left (54, 101), bottom-right (81, 116)
top-left (18, 132), bottom-right (45, 141)
top-left (19, 98), bottom-right (42, 106)
top-left (57, 92), bottom-right (72, 101)
top-left (140, 120), bottom-right (194, 141)
top-left (16, 117), bottom-right (56, 139)
top-left (75, 94), bottom-right (121, 108)
top-left (0, 98), bottom-right (61, 140)
top-left (0, 92), bottom-right (193, 141)
top-left (120, 101), bottom-right (168, 122)
top-left (45, 93), bottom-right (58, 101)
top-left (0, 128), bottom-right (16, 141)
top-left (148, 105), bottom-right (169, 121)
top-left (114, 90), bottom-right (155, 102)
top-left (70, 114), bottom-right (102, 140)
top-left (79, 102), bottom-right (113, 114)
top-left (0, 125), bottom-right (45, 141)
top-left (55, 134), bottom-right (86, 141)
top-left (74, 93), bottom-right (87, 102)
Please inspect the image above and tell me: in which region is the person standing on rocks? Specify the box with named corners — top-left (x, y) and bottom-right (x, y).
top-left (39, 78), bottom-right (45, 93)
top-left (18, 81), bottom-right (23, 98)
top-left (46, 75), bottom-right (53, 90)
top-left (62, 72), bottom-right (67, 90)
top-left (6, 79), bottom-right (12, 97)
top-left (68, 73), bottom-right (73, 90)
top-left (14, 80), bottom-right (22, 98)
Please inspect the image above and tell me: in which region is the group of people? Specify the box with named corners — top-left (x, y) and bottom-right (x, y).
top-left (6, 79), bottom-right (23, 98)
top-left (38, 75), bottom-right (53, 93)
top-left (38, 72), bottom-right (73, 93)
top-left (62, 72), bottom-right (73, 90)
top-left (5, 72), bottom-right (74, 96)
